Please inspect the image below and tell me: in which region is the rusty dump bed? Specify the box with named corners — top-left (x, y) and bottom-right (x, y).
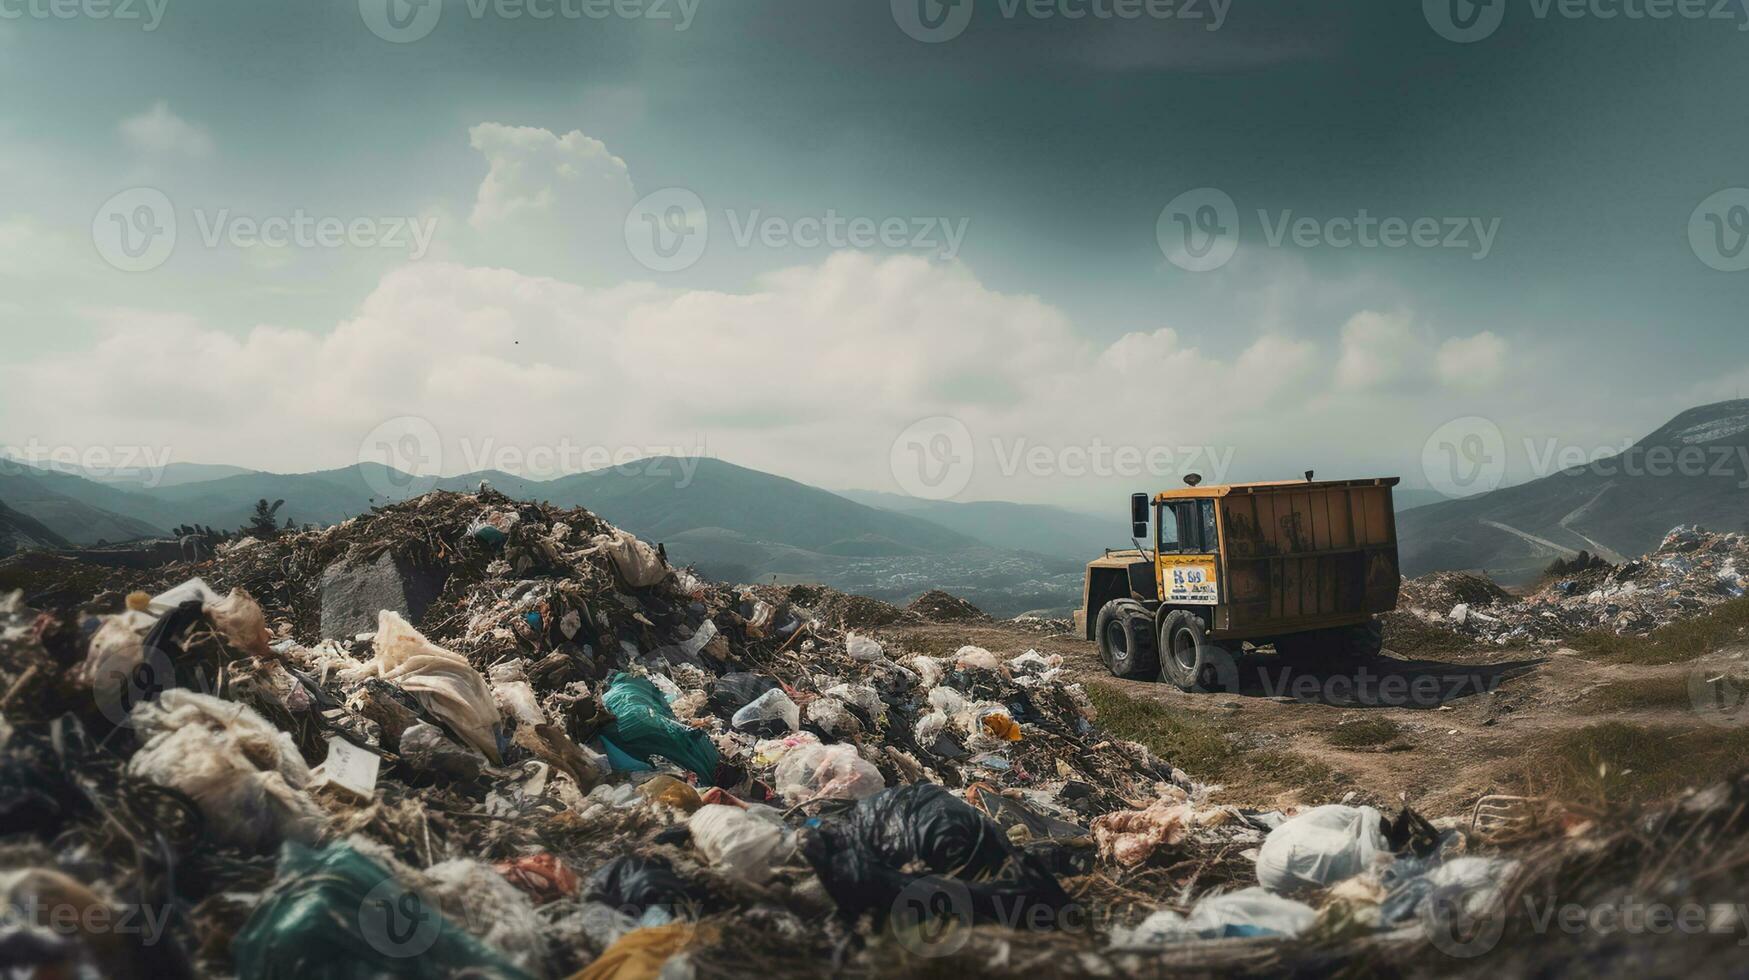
top-left (1204, 478), bottom-right (1400, 637)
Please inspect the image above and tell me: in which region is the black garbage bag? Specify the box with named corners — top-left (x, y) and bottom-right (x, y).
top-left (800, 785), bottom-right (1074, 928)
top-left (707, 672), bottom-right (781, 720)
top-left (583, 854), bottom-right (701, 918)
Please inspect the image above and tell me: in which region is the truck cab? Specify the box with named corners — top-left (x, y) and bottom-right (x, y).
top-left (1076, 477), bottom-right (1401, 690)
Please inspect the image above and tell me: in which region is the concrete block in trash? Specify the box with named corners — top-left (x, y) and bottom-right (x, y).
top-left (319, 550), bottom-right (445, 640)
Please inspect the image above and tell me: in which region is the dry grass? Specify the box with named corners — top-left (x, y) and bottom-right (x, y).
top-left (1084, 682), bottom-right (1336, 799)
top-left (1571, 596), bottom-right (1749, 665)
top-left (1326, 717), bottom-right (1405, 749)
top-left (1517, 722), bottom-right (1749, 809)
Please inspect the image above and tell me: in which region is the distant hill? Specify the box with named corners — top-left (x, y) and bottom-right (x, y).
top-left (527, 458), bottom-right (977, 557)
top-left (0, 499), bottom-right (73, 556)
top-left (82, 462), bottom-right (259, 489)
top-left (0, 465), bottom-right (174, 544)
top-left (1397, 400), bottom-right (1749, 583)
top-left (835, 489), bottom-right (1127, 560)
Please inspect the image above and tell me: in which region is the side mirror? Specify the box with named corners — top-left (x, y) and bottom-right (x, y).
top-left (1130, 493), bottom-right (1149, 540)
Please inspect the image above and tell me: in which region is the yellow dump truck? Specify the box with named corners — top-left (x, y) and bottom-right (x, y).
top-left (1076, 477), bottom-right (1401, 690)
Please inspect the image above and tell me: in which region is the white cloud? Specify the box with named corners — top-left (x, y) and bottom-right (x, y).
top-left (1436, 331), bottom-right (1508, 390)
top-left (119, 101), bottom-right (214, 158)
top-left (1335, 310), bottom-right (1419, 390)
top-left (465, 123), bottom-right (639, 277)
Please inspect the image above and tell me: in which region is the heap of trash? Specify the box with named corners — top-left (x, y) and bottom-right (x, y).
top-left (1400, 525), bottom-right (1749, 646)
top-left (1, 490), bottom-right (1744, 976)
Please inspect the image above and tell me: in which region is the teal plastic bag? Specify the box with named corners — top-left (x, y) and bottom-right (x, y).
top-left (233, 842), bottom-right (531, 980)
top-left (601, 672), bottom-right (719, 780)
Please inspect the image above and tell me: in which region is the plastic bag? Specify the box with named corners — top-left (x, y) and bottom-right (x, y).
top-left (752, 731), bottom-right (819, 768)
top-left (823, 683), bottom-right (885, 724)
top-left (730, 687), bottom-right (798, 734)
top-left (128, 689), bottom-right (324, 851)
top-left (339, 611), bottom-right (502, 763)
top-left (800, 784), bottom-right (1074, 926)
top-left (233, 842), bottom-right (529, 980)
top-left (689, 804), bottom-right (788, 884)
top-left (804, 696), bottom-right (858, 736)
top-left (601, 673), bottom-right (720, 780)
top-left (955, 646), bottom-right (1001, 671)
top-left (773, 743), bottom-right (885, 801)
top-left (845, 632), bottom-right (884, 661)
top-left (573, 924), bottom-right (694, 980)
top-left (709, 673), bottom-right (781, 719)
top-left (1110, 887), bottom-right (1317, 946)
top-left (421, 858), bottom-right (547, 975)
top-left (590, 530), bottom-right (667, 588)
top-left (1256, 804), bottom-right (1388, 893)
top-left (584, 854), bottom-right (700, 918)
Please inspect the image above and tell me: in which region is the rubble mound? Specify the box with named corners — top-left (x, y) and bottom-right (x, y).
top-left (1407, 524), bottom-right (1749, 645)
top-left (1399, 570), bottom-right (1514, 613)
top-left (907, 588), bottom-right (989, 622)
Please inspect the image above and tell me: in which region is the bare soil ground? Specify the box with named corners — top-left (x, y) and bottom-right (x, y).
top-left (878, 613), bottom-right (1748, 820)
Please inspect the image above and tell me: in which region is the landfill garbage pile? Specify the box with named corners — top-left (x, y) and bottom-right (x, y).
top-left (0, 489), bottom-right (1246, 977)
top-left (3, 492), bottom-right (1745, 977)
top-left (1399, 525), bottom-right (1749, 645)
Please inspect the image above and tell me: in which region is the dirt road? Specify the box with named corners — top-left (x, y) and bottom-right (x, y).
top-left (882, 614), bottom-right (1724, 818)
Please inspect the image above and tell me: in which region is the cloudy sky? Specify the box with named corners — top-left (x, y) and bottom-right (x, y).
top-left (3, 0), bottom-right (1748, 508)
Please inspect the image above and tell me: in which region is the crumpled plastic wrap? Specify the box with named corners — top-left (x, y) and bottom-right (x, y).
top-left (127, 689), bottom-right (325, 850)
top-left (339, 611), bottom-right (503, 763)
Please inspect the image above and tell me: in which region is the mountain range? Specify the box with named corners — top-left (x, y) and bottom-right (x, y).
top-left (1397, 400), bottom-right (1749, 583)
top-left (8, 399), bottom-right (1745, 602)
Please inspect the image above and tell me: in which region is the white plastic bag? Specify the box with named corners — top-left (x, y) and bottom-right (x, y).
top-left (732, 688), bottom-right (799, 733)
top-left (773, 743), bottom-right (884, 801)
top-left (590, 529), bottom-right (667, 587)
top-left (1110, 887), bottom-right (1317, 946)
top-left (339, 611), bottom-right (503, 762)
top-left (690, 804), bottom-right (789, 884)
top-left (127, 689), bottom-right (324, 850)
top-left (1256, 804), bottom-right (1388, 893)
top-left (845, 632), bottom-right (884, 661)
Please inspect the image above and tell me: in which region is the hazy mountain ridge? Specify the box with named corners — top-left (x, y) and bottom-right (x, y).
top-left (1398, 400), bottom-right (1749, 583)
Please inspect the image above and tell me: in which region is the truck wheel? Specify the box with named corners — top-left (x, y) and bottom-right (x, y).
top-left (1342, 618), bottom-right (1384, 658)
top-left (1158, 609), bottom-right (1232, 692)
top-left (1096, 599), bottom-right (1158, 680)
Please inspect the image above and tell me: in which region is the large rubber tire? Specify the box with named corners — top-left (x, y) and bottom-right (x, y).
top-left (1157, 609), bottom-right (1230, 692)
top-left (1095, 599), bottom-right (1159, 680)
